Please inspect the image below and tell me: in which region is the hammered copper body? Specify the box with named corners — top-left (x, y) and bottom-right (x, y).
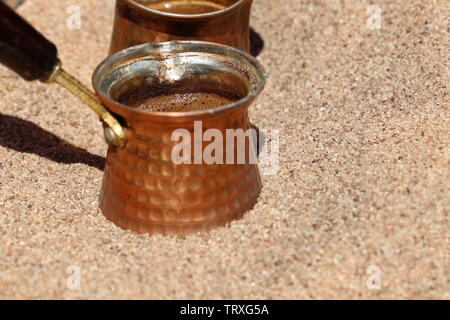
top-left (109, 0), bottom-right (253, 54)
top-left (93, 41), bottom-right (266, 235)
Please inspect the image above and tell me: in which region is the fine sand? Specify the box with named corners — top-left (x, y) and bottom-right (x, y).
top-left (0, 0), bottom-right (448, 299)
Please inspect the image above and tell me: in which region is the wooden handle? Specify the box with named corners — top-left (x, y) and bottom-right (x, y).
top-left (0, 2), bottom-right (58, 81)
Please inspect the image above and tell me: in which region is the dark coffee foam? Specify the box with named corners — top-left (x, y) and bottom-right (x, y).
top-left (118, 84), bottom-right (240, 112)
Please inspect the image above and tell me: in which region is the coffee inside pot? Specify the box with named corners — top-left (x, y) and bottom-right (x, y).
top-left (144, 0), bottom-right (232, 14)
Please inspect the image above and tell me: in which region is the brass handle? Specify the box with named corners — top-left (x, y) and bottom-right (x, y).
top-left (42, 61), bottom-right (126, 147)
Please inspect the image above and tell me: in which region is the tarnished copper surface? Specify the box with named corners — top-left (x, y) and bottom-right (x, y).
top-left (109, 0), bottom-right (253, 54)
top-left (99, 110), bottom-right (261, 235)
top-left (93, 41), bottom-right (266, 235)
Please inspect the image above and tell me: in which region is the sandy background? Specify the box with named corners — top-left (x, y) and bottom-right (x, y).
top-left (0, 0), bottom-right (448, 299)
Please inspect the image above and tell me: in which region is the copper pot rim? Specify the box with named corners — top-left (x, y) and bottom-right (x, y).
top-left (92, 40), bottom-right (267, 121)
top-left (124, 0), bottom-right (248, 20)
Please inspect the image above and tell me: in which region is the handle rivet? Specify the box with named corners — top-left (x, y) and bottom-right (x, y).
top-left (104, 126), bottom-right (120, 147)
